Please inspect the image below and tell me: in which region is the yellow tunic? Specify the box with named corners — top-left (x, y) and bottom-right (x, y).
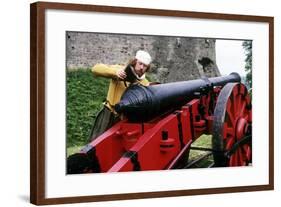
top-left (92, 64), bottom-right (149, 113)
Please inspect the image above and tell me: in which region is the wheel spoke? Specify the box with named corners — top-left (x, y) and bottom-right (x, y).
top-left (240, 145), bottom-right (247, 164)
top-left (236, 95), bottom-right (241, 117)
top-left (235, 150), bottom-right (240, 166)
top-left (232, 86), bottom-right (239, 115)
top-left (222, 124), bottom-right (235, 139)
top-left (240, 101), bottom-right (246, 117)
top-left (237, 147), bottom-right (243, 166)
top-left (226, 102), bottom-right (235, 126)
top-left (229, 154), bottom-right (235, 166)
top-left (245, 145), bottom-right (251, 162)
top-left (240, 84), bottom-right (245, 94)
top-left (225, 137), bottom-right (235, 151)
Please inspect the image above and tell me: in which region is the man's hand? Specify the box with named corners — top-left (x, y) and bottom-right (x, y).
top-left (116, 68), bottom-right (127, 80)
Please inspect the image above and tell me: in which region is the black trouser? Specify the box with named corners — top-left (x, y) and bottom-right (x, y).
top-left (89, 106), bottom-right (120, 142)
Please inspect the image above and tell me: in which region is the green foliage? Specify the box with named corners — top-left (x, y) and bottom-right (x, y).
top-left (145, 72), bottom-right (157, 82)
top-left (66, 69), bottom-right (109, 148)
top-left (242, 41), bottom-right (252, 88)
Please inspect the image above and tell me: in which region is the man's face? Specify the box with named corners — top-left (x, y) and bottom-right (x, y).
top-left (134, 60), bottom-right (148, 77)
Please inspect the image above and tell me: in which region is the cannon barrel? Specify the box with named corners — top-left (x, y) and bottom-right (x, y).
top-left (115, 72), bottom-right (241, 122)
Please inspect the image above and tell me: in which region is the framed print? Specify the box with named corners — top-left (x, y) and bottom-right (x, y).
top-left (30, 1), bottom-right (274, 205)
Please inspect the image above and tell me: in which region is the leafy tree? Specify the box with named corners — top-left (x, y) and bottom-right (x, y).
top-left (242, 41), bottom-right (252, 88)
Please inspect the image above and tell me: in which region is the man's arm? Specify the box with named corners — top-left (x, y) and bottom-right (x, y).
top-left (92, 64), bottom-right (121, 79)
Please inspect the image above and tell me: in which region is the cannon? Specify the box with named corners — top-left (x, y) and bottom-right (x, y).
top-left (67, 73), bottom-right (252, 174)
top-left (115, 72), bottom-right (241, 122)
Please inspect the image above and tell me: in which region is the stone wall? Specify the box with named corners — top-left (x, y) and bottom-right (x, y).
top-left (66, 32), bottom-right (220, 83)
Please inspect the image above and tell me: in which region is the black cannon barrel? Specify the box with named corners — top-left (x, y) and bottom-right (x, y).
top-left (115, 72), bottom-right (241, 122)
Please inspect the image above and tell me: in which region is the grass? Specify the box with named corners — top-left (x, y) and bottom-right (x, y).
top-left (67, 145), bottom-right (83, 156)
top-left (66, 69), bottom-right (109, 149)
top-left (189, 134), bottom-right (214, 168)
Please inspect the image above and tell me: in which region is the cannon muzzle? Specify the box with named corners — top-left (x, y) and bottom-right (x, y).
top-left (115, 72), bottom-right (241, 122)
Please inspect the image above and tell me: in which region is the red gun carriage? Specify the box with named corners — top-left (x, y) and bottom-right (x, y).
top-left (67, 73), bottom-right (252, 173)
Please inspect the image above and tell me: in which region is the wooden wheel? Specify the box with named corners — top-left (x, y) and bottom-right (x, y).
top-left (212, 83), bottom-right (252, 167)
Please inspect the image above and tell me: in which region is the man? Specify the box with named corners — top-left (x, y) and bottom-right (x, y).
top-left (89, 50), bottom-right (152, 141)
